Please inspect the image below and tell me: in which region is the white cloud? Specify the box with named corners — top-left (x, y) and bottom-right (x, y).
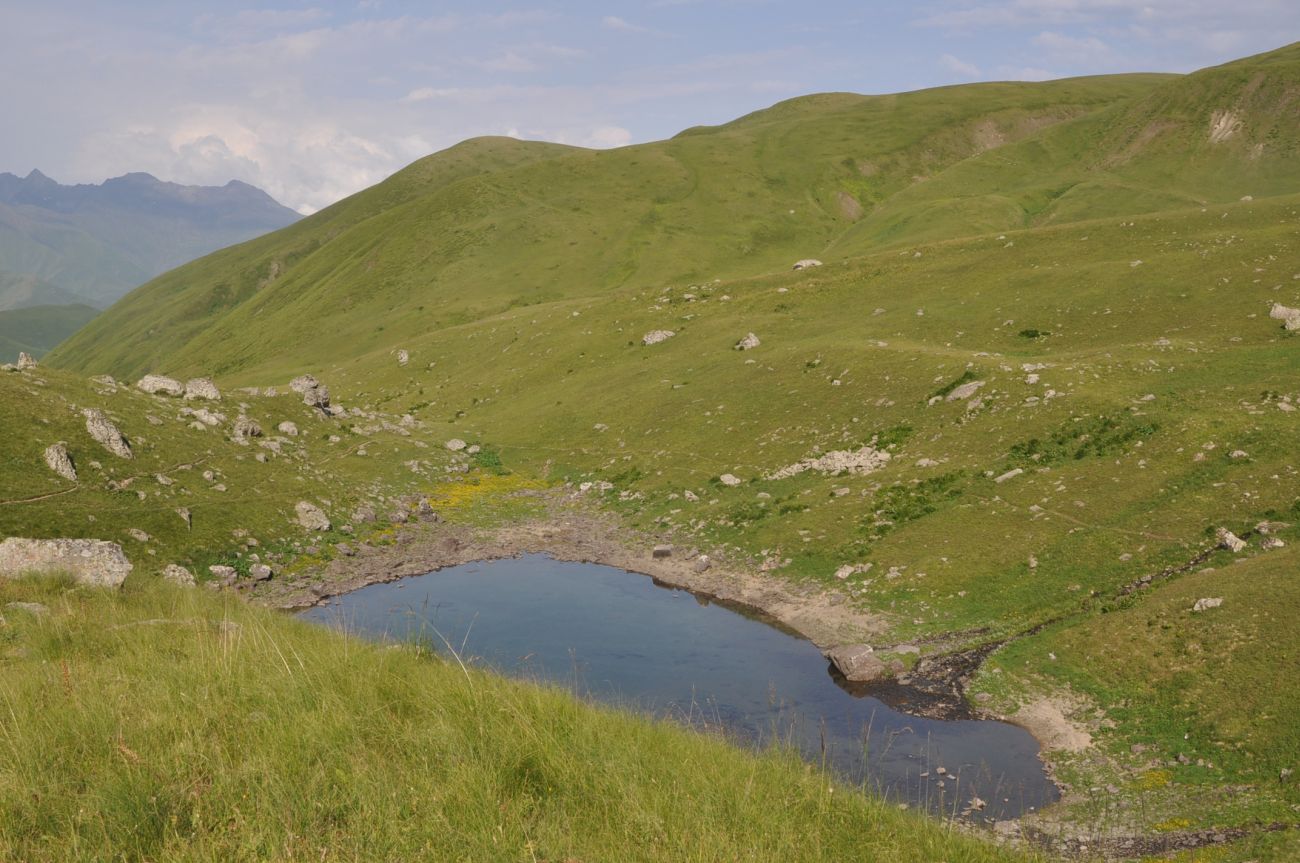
top-left (940, 53), bottom-right (981, 78)
top-left (584, 126), bottom-right (633, 148)
top-left (1031, 30), bottom-right (1111, 63)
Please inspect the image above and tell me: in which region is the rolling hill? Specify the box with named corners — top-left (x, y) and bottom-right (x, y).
top-left (8, 39), bottom-right (1300, 861)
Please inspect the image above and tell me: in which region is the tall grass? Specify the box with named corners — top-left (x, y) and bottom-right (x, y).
top-left (0, 576), bottom-right (1033, 862)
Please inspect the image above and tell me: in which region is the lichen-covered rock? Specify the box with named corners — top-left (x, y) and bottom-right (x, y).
top-left (351, 505), bottom-right (377, 524)
top-left (0, 538), bottom-right (132, 587)
top-left (827, 644), bottom-right (890, 682)
top-left (16, 351), bottom-right (37, 370)
top-left (161, 564), bottom-right (196, 586)
top-left (641, 330), bottom-right (676, 346)
top-left (137, 375), bottom-right (184, 396)
top-left (43, 442), bottom-right (77, 481)
top-left (83, 409), bottom-right (132, 459)
top-left (295, 501), bottom-right (331, 531)
top-left (183, 377), bottom-right (221, 401)
top-left (234, 416), bottom-right (263, 440)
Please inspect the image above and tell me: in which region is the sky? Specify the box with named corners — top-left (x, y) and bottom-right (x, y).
top-left (2, 1), bottom-right (1297, 213)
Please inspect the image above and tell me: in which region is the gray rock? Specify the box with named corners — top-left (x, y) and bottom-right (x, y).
top-left (183, 377), bottom-right (221, 401)
top-left (16, 351), bottom-right (37, 370)
top-left (0, 538), bottom-right (132, 587)
top-left (290, 374), bottom-right (330, 410)
top-left (351, 505), bottom-right (377, 524)
top-left (719, 473), bottom-right (742, 487)
top-left (1216, 528), bottom-right (1247, 553)
top-left (277, 421), bottom-right (299, 436)
top-left (396, 349), bottom-right (409, 366)
top-left (827, 644), bottom-right (891, 682)
top-left (137, 375), bottom-right (184, 396)
top-left (234, 416), bottom-right (263, 440)
top-left (295, 501), bottom-right (331, 531)
top-left (249, 564), bottom-right (273, 582)
top-left (161, 564), bottom-right (195, 586)
top-left (208, 565), bottom-right (238, 585)
top-left (43, 442), bottom-right (77, 481)
top-left (1269, 302), bottom-right (1300, 331)
top-left (445, 438), bottom-right (467, 452)
top-left (946, 380), bottom-right (986, 401)
top-left (125, 528), bottom-right (151, 543)
top-left (792, 259), bottom-right (823, 270)
top-left (692, 555), bottom-right (711, 573)
top-left (652, 544), bottom-right (673, 559)
top-left (641, 330), bottom-right (676, 346)
top-left (1192, 597), bottom-right (1223, 612)
top-left (83, 409), bottom-right (132, 459)
top-left (734, 332), bottom-right (761, 351)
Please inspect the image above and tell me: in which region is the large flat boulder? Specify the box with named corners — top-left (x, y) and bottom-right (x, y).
top-left (827, 644), bottom-right (890, 683)
top-left (0, 538), bottom-right (132, 588)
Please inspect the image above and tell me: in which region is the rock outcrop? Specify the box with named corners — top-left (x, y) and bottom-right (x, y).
top-left (735, 332), bottom-right (761, 350)
top-left (0, 538), bottom-right (132, 587)
top-left (827, 644), bottom-right (890, 683)
top-left (768, 446), bottom-right (890, 480)
top-left (82, 409), bottom-right (132, 459)
top-left (137, 375), bottom-right (184, 396)
top-left (16, 351), bottom-right (37, 370)
top-left (642, 330), bottom-right (676, 346)
top-left (234, 416), bottom-right (263, 440)
top-left (43, 442), bottom-right (77, 481)
top-left (946, 380), bottom-right (986, 401)
top-left (290, 375), bottom-right (330, 410)
top-left (183, 377), bottom-right (222, 401)
top-left (161, 564), bottom-right (196, 586)
top-left (295, 501), bottom-right (331, 531)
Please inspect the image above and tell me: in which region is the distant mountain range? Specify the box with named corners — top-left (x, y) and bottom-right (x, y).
top-left (0, 169), bottom-right (300, 311)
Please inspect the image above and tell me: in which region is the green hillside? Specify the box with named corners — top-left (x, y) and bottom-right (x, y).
top-left (0, 302), bottom-right (98, 362)
top-left (8, 40), bottom-right (1300, 862)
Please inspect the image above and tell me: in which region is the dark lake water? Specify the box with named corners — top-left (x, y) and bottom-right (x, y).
top-left (301, 554), bottom-right (1057, 821)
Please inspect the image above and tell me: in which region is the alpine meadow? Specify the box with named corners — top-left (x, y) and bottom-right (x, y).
top-left (3, 36), bottom-right (1300, 863)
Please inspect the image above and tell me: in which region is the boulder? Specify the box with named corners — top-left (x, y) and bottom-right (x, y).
top-left (396, 349), bottom-right (409, 366)
top-left (249, 564), bottom-right (273, 582)
top-left (641, 330), bottom-right (676, 346)
top-left (445, 438), bottom-right (467, 452)
top-left (83, 409), bottom-right (132, 459)
top-left (946, 380), bottom-right (986, 401)
top-left (719, 473), bottom-right (743, 487)
top-left (161, 564), bottom-right (195, 587)
top-left (15, 351), bottom-right (38, 370)
top-left (234, 416), bottom-right (263, 440)
top-left (792, 259), bottom-right (823, 270)
top-left (208, 565), bottom-right (238, 585)
top-left (1269, 303), bottom-right (1300, 331)
top-left (351, 504), bottom-right (377, 524)
top-left (277, 421), bottom-right (299, 436)
top-left (827, 644), bottom-right (890, 683)
top-left (137, 375), bottom-right (184, 396)
top-left (0, 538), bottom-right (132, 587)
top-left (734, 332), bottom-right (761, 350)
top-left (1192, 597), bottom-right (1223, 612)
top-left (183, 377), bottom-right (221, 401)
top-left (1216, 528), bottom-right (1247, 553)
top-left (295, 501), bottom-right (331, 531)
top-left (43, 442), bottom-right (77, 481)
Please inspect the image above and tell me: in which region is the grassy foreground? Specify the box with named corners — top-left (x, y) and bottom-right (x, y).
top-left (0, 575), bottom-right (1033, 863)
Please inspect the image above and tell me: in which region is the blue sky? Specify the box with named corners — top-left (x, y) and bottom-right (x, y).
top-left (2, 1), bottom-right (1297, 212)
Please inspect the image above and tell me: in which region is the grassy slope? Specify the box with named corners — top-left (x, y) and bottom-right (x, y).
top-left (0, 303), bottom-right (99, 362)
top-left (0, 575), bottom-right (1033, 863)
top-left (50, 74), bottom-right (1163, 381)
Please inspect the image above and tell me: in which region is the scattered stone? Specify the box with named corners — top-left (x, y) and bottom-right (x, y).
top-left (445, 438), bottom-right (467, 452)
top-left (1192, 597), bottom-right (1223, 612)
top-left (277, 421), bottom-right (299, 436)
top-left (126, 528), bottom-right (151, 543)
top-left (43, 442), bottom-right (77, 481)
top-left (1228, 449), bottom-right (1249, 460)
top-left (249, 564), bottom-right (273, 582)
top-left (137, 375), bottom-right (184, 396)
top-left (290, 375), bottom-right (330, 410)
top-left (208, 565), bottom-right (237, 584)
top-left (161, 565), bottom-right (195, 587)
top-left (1216, 528), bottom-right (1247, 553)
top-left (83, 409), bottom-right (132, 459)
top-left (1261, 536), bottom-right (1286, 550)
top-left (683, 489), bottom-right (699, 502)
top-left (946, 380), bottom-right (986, 401)
top-left (768, 446), bottom-right (890, 480)
top-left (0, 538), bottom-right (132, 587)
top-left (719, 473), bottom-right (743, 487)
top-left (183, 377), bottom-right (221, 401)
top-left (735, 332), bottom-right (761, 350)
top-left (294, 501), bottom-right (331, 531)
top-left (388, 510), bottom-right (408, 524)
top-left (692, 555), bottom-right (711, 573)
top-left (792, 259), bottom-right (823, 270)
top-left (915, 458), bottom-right (940, 467)
top-left (336, 543), bottom-right (355, 557)
top-left (994, 468), bottom-right (1024, 484)
top-left (827, 644), bottom-right (890, 683)
top-left (396, 349), bottom-right (409, 366)
top-left (351, 505), bottom-right (377, 524)
top-left (642, 330), bottom-right (676, 346)
top-left (652, 544), bottom-right (673, 559)
top-left (16, 351), bottom-right (37, 370)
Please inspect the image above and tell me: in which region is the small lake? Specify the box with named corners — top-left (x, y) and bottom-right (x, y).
top-left (301, 554), bottom-right (1057, 821)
